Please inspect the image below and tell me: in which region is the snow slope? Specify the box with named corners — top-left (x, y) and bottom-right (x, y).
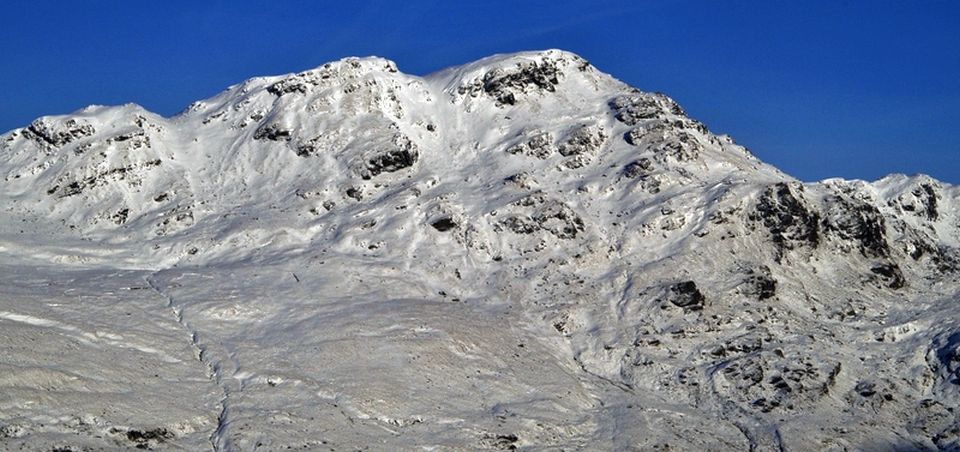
top-left (1, 49), bottom-right (959, 450)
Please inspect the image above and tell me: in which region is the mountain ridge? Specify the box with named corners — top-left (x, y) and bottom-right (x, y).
top-left (1, 50), bottom-right (959, 450)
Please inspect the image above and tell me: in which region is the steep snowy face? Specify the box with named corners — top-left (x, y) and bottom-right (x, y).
top-left (2, 50), bottom-right (960, 450)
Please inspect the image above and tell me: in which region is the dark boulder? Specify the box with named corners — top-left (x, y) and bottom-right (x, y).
top-left (623, 158), bottom-right (653, 179)
top-left (667, 281), bottom-right (705, 310)
top-left (253, 123), bottom-right (292, 141)
top-left (431, 217), bottom-right (458, 232)
top-left (871, 263), bottom-right (905, 289)
top-left (362, 134), bottom-right (419, 179)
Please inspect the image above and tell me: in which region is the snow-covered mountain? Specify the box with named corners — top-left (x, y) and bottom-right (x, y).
top-left (1, 49), bottom-right (958, 450)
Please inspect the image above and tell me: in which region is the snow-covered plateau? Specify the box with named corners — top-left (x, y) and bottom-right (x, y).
top-left (1, 49), bottom-right (959, 450)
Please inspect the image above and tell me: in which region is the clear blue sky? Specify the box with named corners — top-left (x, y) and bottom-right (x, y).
top-left (2, 1), bottom-right (958, 183)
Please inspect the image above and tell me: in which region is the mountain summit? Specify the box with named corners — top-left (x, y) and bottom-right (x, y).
top-left (1, 50), bottom-right (959, 450)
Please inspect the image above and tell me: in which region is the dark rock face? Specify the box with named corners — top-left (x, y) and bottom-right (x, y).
top-left (667, 281), bottom-right (705, 310)
top-left (823, 193), bottom-right (890, 258)
top-left (23, 118), bottom-right (95, 148)
top-left (750, 183), bottom-right (821, 262)
top-left (480, 60), bottom-right (562, 105)
top-left (895, 182), bottom-right (941, 221)
top-left (917, 184), bottom-right (940, 220)
top-left (362, 134), bottom-right (419, 179)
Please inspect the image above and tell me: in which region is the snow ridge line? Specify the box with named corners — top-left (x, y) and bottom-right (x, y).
top-left (145, 273), bottom-right (231, 452)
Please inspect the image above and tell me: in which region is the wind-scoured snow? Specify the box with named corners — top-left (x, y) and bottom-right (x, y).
top-left (1, 49), bottom-right (959, 450)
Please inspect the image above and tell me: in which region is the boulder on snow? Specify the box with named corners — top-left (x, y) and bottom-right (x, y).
top-left (667, 281), bottom-right (705, 310)
top-left (361, 133), bottom-right (419, 179)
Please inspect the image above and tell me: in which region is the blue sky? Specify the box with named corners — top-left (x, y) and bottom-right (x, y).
top-left (2, 1), bottom-right (958, 183)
